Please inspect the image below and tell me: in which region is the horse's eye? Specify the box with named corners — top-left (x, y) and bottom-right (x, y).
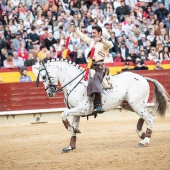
top-left (42, 76), bottom-right (46, 80)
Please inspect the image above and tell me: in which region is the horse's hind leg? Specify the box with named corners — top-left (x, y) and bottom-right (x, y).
top-left (131, 103), bottom-right (154, 148)
top-left (62, 116), bottom-right (80, 153)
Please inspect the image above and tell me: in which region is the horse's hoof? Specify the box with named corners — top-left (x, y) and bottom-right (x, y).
top-left (140, 132), bottom-right (146, 140)
top-left (74, 128), bottom-right (81, 133)
top-left (61, 146), bottom-right (74, 154)
top-left (136, 143), bottom-right (145, 148)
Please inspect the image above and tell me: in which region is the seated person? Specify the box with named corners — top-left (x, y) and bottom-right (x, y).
top-left (19, 68), bottom-right (32, 82)
top-left (75, 49), bottom-right (87, 64)
top-left (121, 62), bottom-right (131, 71)
top-left (154, 61), bottom-right (163, 70)
top-left (24, 53), bottom-right (36, 66)
top-left (133, 61), bottom-right (148, 70)
top-left (126, 48), bottom-right (141, 64)
top-left (3, 55), bottom-right (16, 68)
top-left (43, 51), bottom-right (52, 63)
top-left (114, 51), bottom-right (123, 62)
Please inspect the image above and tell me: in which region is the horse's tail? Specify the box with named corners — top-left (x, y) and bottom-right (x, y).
top-left (145, 77), bottom-right (170, 117)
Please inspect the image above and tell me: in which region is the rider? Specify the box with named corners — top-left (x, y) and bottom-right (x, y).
top-left (69, 24), bottom-right (113, 114)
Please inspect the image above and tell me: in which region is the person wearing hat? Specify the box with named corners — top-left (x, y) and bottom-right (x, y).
top-left (138, 33), bottom-right (147, 47)
top-left (121, 62), bottom-right (131, 71)
top-left (69, 24), bottom-right (113, 114)
top-left (118, 41), bottom-right (129, 61)
top-left (43, 0), bottom-right (57, 13)
top-left (12, 31), bottom-right (25, 51)
top-left (154, 2), bottom-right (169, 22)
top-left (154, 60), bottom-right (163, 70)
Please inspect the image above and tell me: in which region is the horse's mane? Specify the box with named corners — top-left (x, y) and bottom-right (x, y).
top-left (47, 58), bottom-right (84, 72)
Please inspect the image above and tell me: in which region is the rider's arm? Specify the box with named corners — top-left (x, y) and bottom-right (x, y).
top-left (100, 38), bottom-right (113, 49)
top-left (74, 29), bottom-right (92, 46)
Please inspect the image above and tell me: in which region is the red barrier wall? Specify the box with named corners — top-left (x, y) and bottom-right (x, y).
top-left (0, 70), bottom-right (170, 112)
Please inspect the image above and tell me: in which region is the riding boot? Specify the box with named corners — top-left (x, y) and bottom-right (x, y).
top-left (92, 93), bottom-right (105, 114)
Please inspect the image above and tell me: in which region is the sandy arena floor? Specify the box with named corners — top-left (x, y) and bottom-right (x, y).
top-left (0, 111), bottom-right (170, 170)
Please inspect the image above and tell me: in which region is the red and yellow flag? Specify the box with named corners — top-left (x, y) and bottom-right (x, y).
top-left (63, 36), bottom-right (70, 59)
top-left (84, 48), bottom-right (95, 81)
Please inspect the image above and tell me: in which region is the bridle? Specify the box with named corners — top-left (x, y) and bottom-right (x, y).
top-left (36, 61), bottom-right (86, 95)
top-left (36, 61), bottom-right (57, 94)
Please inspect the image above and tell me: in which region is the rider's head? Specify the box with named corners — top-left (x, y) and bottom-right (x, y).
top-left (92, 26), bottom-right (102, 38)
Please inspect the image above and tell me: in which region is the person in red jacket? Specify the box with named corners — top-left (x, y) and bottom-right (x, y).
top-left (18, 48), bottom-right (28, 61)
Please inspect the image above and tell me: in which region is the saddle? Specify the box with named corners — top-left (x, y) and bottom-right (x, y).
top-left (102, 67), bottom-right (113, 90)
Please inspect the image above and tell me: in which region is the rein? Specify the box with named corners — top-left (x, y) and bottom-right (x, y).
top-left (56, 69), bottom-right (86, 94)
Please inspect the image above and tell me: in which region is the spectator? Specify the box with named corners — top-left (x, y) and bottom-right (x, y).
top-left (37, 45), bottom-right (47, 61)
top-left (70, 44), bottom-right (78, 62)
top-left (154, 2), bottom-right (169, 22)
top-left (44, 32), bottom-right (56, 50)
top-left (18, 48), bottom-right (28, 61)
top-left (12, 31), bottom-right (25, 51)
top-left (148, 47), bottom-right (159, 62)
top-left (133, 61), bottom-right (148, 70)
top-left (159, 46), bottom-right (170, 61)
top-left (39, 27), bottom-right (49, 45)
top-left (43, 0), bottom-right (57, 13)
top-left (138, 33), bottom-right (147, 47)
top-left (121, 61), bottom-right (131, 71)
top-left (43, 51), bottom-right (52, 63)
top-left (24, 53), bottom-right (36, 66)
top-left (116, 0), bottom-right (130, 22)
top-left (27, 26), bottom-right (39, 49)
top-left (13, 51), bottom-right (24, 67)
top-left (3, 55), bottom-right (16, 68)
top-left (54, 26), bottom-right (66, 40)
top-left (19, 68), bottom-right (32, 82)
top-left (114, 51), bottom-right (123, 62)
top-left (75, 49), bottom-right (87, 64)
top-left (0, 48), bottom-right (9, 67)
top-left (154, 61), bottom-right (163, 70)
top-left (49, 46), bottom-right (57, 58)
top-left (118, 41), bottom-right (129, 62)
top-left (127, 48), bottom-right (141, 64)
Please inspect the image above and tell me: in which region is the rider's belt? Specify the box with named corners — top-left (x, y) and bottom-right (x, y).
top-left (92, 60), bottom-right (104, 63)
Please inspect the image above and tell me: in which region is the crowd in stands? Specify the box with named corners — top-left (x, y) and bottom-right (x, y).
top-left (0, 0), bottom-right (170, 72)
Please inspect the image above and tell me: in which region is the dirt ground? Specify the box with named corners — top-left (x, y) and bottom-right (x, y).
top-left (0, 112), bottom-right (170, 170)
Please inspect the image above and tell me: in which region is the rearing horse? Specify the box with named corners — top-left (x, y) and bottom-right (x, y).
top-left (35, 58), bottom-right (169, 153)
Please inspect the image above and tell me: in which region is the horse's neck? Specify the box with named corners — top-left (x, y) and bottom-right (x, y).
top-left (56, 62), bottom-right (84, 91)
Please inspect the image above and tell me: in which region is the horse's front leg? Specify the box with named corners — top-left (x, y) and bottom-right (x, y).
top-left (62, 107), bottom-right (84, 133)
top-left (61, 116), bottom-right (80, 153)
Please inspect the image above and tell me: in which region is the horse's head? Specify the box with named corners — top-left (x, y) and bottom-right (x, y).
top-left (36, 62), bottom-right (58, 97)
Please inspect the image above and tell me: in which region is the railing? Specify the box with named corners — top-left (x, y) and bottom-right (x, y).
top-left (0, 70), bottom-right (170, 112)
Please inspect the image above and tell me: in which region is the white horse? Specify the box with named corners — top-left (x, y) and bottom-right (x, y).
top-left (36, 58), bottom-right (169, 153)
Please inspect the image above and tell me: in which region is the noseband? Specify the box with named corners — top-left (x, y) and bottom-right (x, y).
top-left (36, 61), bottom-right (57, 92)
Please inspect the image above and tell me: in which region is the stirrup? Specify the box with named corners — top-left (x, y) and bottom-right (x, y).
top-left (92, 105), bottom-right (105, 114)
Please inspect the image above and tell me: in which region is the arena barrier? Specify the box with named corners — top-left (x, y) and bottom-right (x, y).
top-left (0, 69), bottom-right (170, 125)
top-left (0, 61), bottom-right (170, 83)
